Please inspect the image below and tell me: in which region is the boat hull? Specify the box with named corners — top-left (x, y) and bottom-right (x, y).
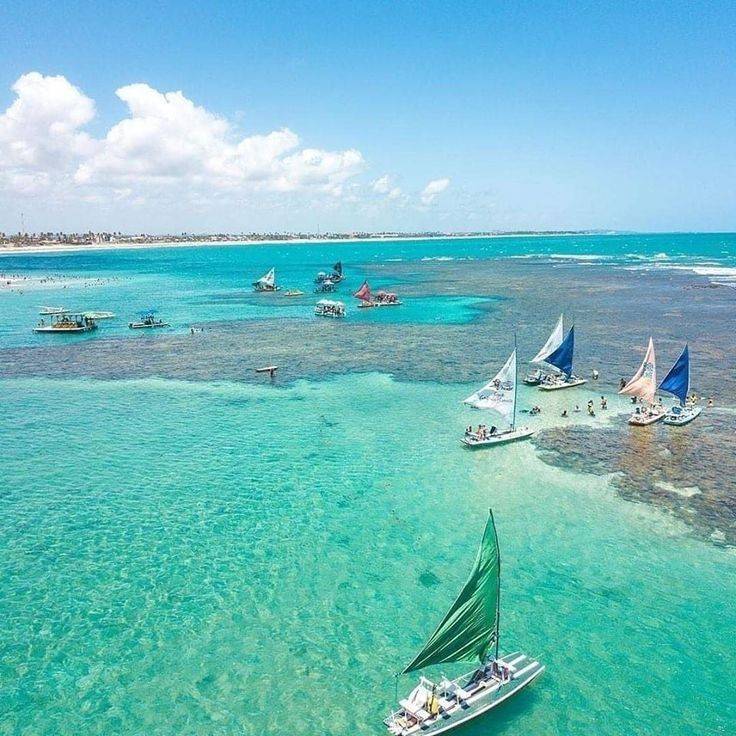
top-left (663, 406), bottom-right (702, 426)
top-left (461, 427), bottom-right (536, 448)
top-left (33, 326), bottom-right (95, 334)
top-left (128, 322), bottom-right (170, 329)
top-left (538, 378), bottom-right (587, 391)
top-left (628, 410), bottom-right (665, 426)
top-left (386, 653), bottom-right (544, 736)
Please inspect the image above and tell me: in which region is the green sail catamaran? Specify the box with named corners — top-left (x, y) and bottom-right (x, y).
top-left (385, 511), bottom-right (544, 736)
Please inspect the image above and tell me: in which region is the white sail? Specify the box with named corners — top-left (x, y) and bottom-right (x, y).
top-left (619, 337), bottom-right (657, 404)
top-left (258, 267), bottom-right (275, 287)
top-left (531, 314), bottom-right (564, 365)
top-left (463, 350), bottom-right (516, 425)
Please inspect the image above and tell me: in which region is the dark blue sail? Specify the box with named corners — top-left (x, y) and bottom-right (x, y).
top-left (659, 344), bottom-right (690, 405)
top-left (545, 325), bottom-right (575, 377)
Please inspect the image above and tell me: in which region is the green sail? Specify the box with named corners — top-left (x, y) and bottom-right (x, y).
top-left (402, 511), bottom-right (500, 674)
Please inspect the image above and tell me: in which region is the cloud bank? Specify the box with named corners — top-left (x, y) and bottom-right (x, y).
top-left (0, 72), bottom-right (365, 202)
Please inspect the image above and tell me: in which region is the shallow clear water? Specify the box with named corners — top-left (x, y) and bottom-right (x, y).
top-left (1, 374), bottom-right (734, 735)
top-left (1, 233), bottom-right (735, 735)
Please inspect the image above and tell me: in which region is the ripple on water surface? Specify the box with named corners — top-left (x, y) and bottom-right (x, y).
top-left (0, 374), bottom-right (735, 735)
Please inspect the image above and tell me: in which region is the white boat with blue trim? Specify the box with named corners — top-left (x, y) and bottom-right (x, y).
top-left (660, 344), bottom-right (702, 425)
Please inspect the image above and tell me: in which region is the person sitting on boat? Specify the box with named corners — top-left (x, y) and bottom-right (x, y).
top-left (489, 425), bottom-right (497, 435)
top-left (465, 425), bottom-right (473, 436)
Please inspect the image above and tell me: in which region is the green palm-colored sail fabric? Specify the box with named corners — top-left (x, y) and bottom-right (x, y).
top-left (402, 511), bottom-right (500, 674)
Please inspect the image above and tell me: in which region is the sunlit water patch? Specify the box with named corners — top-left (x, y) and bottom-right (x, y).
top-left (0, 374), bottom-right (734, 736)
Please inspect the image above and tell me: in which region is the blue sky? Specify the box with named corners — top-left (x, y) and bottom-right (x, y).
top-left (0, 0), bottom-right (734, 233)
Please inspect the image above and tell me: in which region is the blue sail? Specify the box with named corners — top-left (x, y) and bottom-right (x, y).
top-left (545, 325), bottom-right (575, 377)
top-left (659, 344), bottom-right (690, 405)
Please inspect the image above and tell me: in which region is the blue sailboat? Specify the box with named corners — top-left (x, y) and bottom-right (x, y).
top-left (538, 325), bottom-right (587, 391)
top-left (660, 344), bottom-right (702, 425)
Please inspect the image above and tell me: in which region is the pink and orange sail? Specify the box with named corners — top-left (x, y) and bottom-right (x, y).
top-left (619, 337), bottom-right (657, 404)
top-left (353, 280), bottom-right (372, 302)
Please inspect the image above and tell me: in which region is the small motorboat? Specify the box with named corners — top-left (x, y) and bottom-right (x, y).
top-left (284, 290), bottom-right (305, 297)
top-left (84, 310), bottom-right (116, 320)
top-left (129, 312), bottom-right (170, 329)
top-left (34, 312), bottom-right (97, 334)
top-left (314, 299), bottom-right (345, 318)
top-left (314, 278), bottom-right (336, 294)
top-left (663, 404), bottom-right (702, 426)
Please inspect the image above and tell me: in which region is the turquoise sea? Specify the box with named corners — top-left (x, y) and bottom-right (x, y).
top-left (1, 233), bottom-right (735, 735)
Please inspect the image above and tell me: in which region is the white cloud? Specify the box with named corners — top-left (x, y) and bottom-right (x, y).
top-left (420, 177), bottom-right (450, 204)
top-left (372, 174), bottom-right (403, 201)
top-left (0, 73), bottom-right (365, 201)
top-left (0, 72), bottom-right (97, 191)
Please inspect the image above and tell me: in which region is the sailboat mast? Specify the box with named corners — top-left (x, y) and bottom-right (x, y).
top-left (513, 334), bottom-right (518, 431)
top-left (490, 509), bottom-right (501, 662)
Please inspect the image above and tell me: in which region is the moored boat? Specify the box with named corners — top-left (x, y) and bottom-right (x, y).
top-left (385, 511), bottom-right (544, 736)
top-left (38, 306), bottom-right (66, 316)
top-left (129, 311), bottom-right (170, 329)
top-left (660, 344), bottom-right (702, 425)
top-left (33, 312), bottom-right (97, 334)
top-left (619, 337), bottom-right (665, 425)
top-left (461, 344), bottom-right (534, 448)
top-left (253, 267), bottom-right (280, 292)
top-left (525, 314), bottom-right (563, 384)
top-left (354, 280), bottom-right (401, 307)
top-left (83, 310), bottom-right (116, 320)
top-left (536, 325), bottom-right (587, 390)
top-left (315, 261), bottom-right (345, 284)
top-left (314, 278), bottom-right (336, 293)
top-left (284, 289), bottom-right (305, 297)
top-left (314, 299), bottom-right (345, 318)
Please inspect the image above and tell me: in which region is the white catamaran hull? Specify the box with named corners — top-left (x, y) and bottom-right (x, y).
top-left (628, 409), bottom-right (665, 426)
top-left (663, 406), bottom-right (702, 426)
top-left (538, 377), bottom-right (587, 391)
top-left (461, 427), bottom-right (535, 448)
top-left (386, 653), bottom-right (544, 736)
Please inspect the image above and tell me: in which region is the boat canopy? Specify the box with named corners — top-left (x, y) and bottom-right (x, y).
top-left (531, 314), bottom-right (564, 365)
top-left (619, 337), bottom-right (657, 404)
top-left (402, 511), bottom-right (500, 674)
top-left (254, 267), bottom-right (276, 287)
top-left (544, 326), bottom-right (575, 377)
top-left (354, 280), bottom-right (372, 302)
top-left (316, 299), bottom-right (344, 307)
top-left (463, 350), bottom-right (516, 427)
top-left (659, 344), bottom-right (690, 406)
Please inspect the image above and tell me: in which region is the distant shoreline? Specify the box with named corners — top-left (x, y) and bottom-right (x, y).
top-left (0, 231), bottom-right (616, 256)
